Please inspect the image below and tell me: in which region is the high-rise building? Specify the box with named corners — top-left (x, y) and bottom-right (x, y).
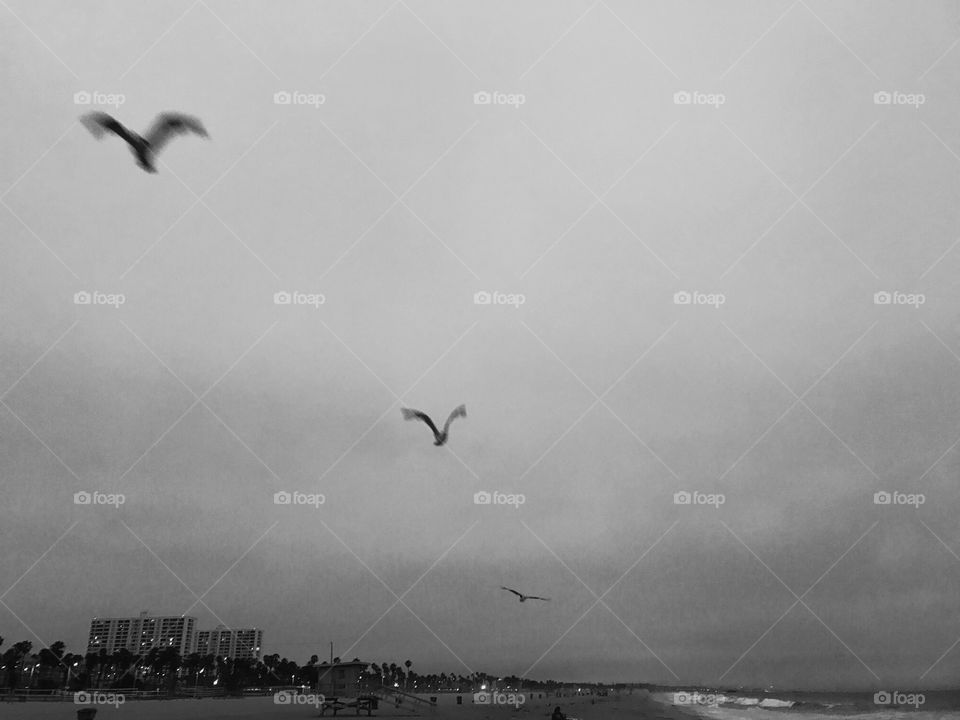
top-left (194, 625), bottom-right (263, 660)
top-left (86, 611), bottom-right (196, 656)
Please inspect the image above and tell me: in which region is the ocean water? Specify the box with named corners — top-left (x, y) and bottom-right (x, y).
top-left (653, 689), bottom-right (960, 720)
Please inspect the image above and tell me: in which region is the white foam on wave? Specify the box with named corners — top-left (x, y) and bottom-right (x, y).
top-left (758, 698), bottom-right (795, 708)
top-left (654, 691), bottom-right (794, 710)
top-left (652, 692), bottom-right (960, 720)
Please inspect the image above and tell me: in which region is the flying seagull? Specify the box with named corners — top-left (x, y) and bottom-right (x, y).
top-left (401, 404), bottom-right (466, 446)
top-left (80, 111), bottom-right (208, 173)
top-left (501, 586), bottom-right (550, 603)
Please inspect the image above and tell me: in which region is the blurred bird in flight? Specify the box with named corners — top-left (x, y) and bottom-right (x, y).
top-left (401, 404), bottom-right (467, 446)
top-left (80, 111), bottom-right (208, 173)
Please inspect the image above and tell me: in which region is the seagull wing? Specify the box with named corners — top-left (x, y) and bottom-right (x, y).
top-left (401, 408), bottom-right (442, 442)
top-left (527, 596), bottom-right (550, 602)
top-left (441, 404), bottom-right (467, 436)
top-left (500, 586), bottom-right (523, 598)
top-left (80, 112), bottom-right (139, 147)
top-left (144, 113), bottom-right (208, 154)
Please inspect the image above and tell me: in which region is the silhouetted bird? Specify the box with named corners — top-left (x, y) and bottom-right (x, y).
top-left (401, 404), bottom-right (466, 446)
top-left (80, 112), bottom-right (208, 173)
top-left (501, 586), bottom-right (550, 602)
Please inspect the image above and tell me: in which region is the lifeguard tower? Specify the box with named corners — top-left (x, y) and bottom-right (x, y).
top-left (317, 660), bottom-right (368, 698)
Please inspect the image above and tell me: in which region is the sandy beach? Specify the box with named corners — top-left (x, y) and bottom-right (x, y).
top-left (0, 692), bottom-right (695, 720)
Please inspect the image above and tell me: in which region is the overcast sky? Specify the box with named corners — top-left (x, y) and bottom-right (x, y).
top-left (4, 0), bottom-right (960, 692)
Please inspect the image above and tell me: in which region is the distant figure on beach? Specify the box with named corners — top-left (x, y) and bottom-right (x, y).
top-left (552, 706), bottom-right (565, 720)
top-left (501, 586), bottom-right (550, 602)
top-left (401, 404), bottom-right (466, 446)
top-left (80, 111), bottom-right (208, 173)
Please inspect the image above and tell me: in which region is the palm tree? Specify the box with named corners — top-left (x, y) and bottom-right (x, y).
top-left (143, 647), bottom-right (161, 689)
top-left (201, 653), bottom-right (216, 687)
top-left (113, 648), bottom-right (135, 687)
top-left (81, 652), bottom-right (95, 689)
top-left (94, 649), bottom-right (108, 688)
top-left (257, 653), bottom-right (276, 687)
top-left (4, 640), bottom-right (32, 689)
top-left (62, 652), bottom-right (83, 690)
top-left (156, 647), bottom-right (181, 694)
top-left (213, 655), bottom-right (225, 687)
top-left (36, 640), bottom-right (65, 688)
top-left (226, 657), bottom-right (253, 691)
top-left (404, 660), bottom-right (412, 690)
top-left (277, 657), bottom-right (296, 686)
top-left (183, 652), bottom-right (202, 691)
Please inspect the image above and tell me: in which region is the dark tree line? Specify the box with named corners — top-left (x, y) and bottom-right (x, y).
top-left (1, 636), bottom-right (567, 696)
